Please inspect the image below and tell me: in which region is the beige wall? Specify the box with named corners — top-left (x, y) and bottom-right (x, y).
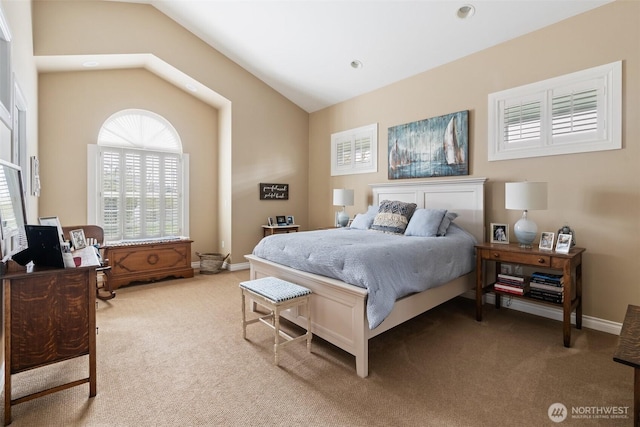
top-left (32, 0), bottom-right (309, 263)
top-left (309, 1), bottom-right (640, 323)
top-left (38, 69), bottom-right (219, 257)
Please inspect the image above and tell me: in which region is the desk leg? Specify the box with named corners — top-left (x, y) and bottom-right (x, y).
top-left (4, 280), bottom-right (10, 426)
top-left (634, 368), bottom-right (640, 427)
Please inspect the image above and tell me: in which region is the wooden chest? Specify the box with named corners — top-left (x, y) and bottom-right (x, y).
top-left (103, 239), bottom-right (194, 289)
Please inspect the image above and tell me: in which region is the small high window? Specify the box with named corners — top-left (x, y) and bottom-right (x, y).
top-left (331, 123), bottom-right (378, 176)
top-left (488, 61), bottom-right (621, 161)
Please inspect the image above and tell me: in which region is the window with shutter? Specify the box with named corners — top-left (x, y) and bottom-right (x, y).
top-left (91, 109), bottom-right (189, 242)
top-left (331, 123), bottom-right (378, 176)
top-left (488, 61), bottom-right (621, 161)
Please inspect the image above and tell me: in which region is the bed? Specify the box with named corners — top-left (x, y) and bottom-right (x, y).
top-left (245, 177), bottom-right (486, 377)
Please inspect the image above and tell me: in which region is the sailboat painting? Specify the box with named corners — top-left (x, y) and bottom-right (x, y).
top-left (388, 110), bottom-right (469, 179)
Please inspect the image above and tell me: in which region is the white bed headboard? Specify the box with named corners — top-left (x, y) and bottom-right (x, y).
top-left (370, 177), bottom-right (487, 242)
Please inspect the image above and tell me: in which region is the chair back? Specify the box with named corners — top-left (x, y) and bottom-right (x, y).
top-left (61, 225), bottom-right (105, 246)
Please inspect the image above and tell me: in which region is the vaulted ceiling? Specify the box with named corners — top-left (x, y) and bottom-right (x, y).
top-left (38, 1), bottom-right (613, 112)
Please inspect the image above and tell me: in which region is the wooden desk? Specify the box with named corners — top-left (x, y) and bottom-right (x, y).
top-left (475, 242), bottom-right (585, 347)
top-left (262, 225), bottom-right (299, 237)
top-left (613, 304), bottom-right (640, 427)
top-left (3, 266), bottom-right (97, 425)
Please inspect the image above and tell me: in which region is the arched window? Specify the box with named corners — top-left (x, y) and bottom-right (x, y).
top-left (90, 109), bottom-right (189, 242)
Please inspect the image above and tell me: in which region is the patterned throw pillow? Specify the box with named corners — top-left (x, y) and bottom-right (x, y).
top-left (370, 200), bottom-right (417, 235)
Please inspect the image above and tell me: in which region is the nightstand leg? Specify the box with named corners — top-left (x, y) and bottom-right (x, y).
top-left (576, 263), bottom-right (583, 329)
top-left (476, 255), bottom-right (483, 321)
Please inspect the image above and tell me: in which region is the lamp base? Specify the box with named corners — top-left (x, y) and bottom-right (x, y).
top-left (337, 209), bottom-right (349, 227)
top-left (513, 210), bottom-right (537, 248)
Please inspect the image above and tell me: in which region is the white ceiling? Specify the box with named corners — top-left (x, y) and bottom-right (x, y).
top-left (38, 1), bottom-right (613, 113)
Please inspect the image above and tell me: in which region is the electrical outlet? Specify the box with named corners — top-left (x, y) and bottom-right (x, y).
top-left (221, 241), bottom-right (225, 248)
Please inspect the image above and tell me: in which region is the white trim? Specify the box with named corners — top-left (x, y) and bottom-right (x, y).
top-left (182, 153), bottom-right (190, 237)
top-left (87, 144), bottom-right (98, 223)
top-left (488, 61), bottom-right (622, 161)
top-left (0, 4), bottom-right (12, 129)
top-left (463, 291), bottom-right (621, 336)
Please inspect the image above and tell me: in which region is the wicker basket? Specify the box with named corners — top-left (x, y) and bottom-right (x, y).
top-left (196, 252), bottom-right (230, 274)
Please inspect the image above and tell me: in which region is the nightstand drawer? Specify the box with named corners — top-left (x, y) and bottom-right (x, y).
top-left (481, 250), bottom-right (550, 266)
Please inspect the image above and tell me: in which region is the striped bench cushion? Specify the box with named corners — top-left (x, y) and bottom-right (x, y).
top-left (240, 277), bottom-right (311, 303)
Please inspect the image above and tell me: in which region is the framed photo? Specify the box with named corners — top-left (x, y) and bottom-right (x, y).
top-left (490, 223), bottom-right (509, 244)
top-left (556, 233), bottom-right (572, 253)
top-left (539, 232), bottom-right (555, 251)
top-left (286, 215), bottom-right (295, 225)
top-left (70, 229), bottom-right (87, 250)
top-left (39, 216), bottom-right (64, 242)
top-left (276, 215), bottom-right (287, 226)
top-left (267, 217), bottom-right (274, 227)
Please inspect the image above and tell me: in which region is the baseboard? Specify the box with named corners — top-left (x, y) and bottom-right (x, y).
top-left (461, 290), bottom-right (622, 336)
top-left (192, 261), bottom-right (249, 272)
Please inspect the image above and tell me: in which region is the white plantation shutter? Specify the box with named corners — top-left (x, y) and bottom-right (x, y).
top-left (503, 99), bottom-right (542, 145)
top-left (94, 109), bottom-right (187, 242)
top-left (551, 87), bottom-right (599, 140)
top-left (102, 151), bottom-right (121, 240)
top-left (489, 61), bottom-right (621, 161)
top-left (163, 156), bottom-right (180, 236)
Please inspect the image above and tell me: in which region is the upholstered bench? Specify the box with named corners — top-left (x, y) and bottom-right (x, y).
top-left (240, 277), bottom-right (312, 365)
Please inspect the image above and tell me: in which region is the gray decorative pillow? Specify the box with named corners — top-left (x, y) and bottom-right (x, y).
top-left (371, 200), bottom-right (417, 235)
top-left (404, 208), bottom-right (448, 237)
top-left (437, 212), bottom-right (459, 236)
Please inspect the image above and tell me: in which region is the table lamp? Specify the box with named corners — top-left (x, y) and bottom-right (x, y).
top-left (505, 182), bottom-right (547, 248)
top-left (333, 189), bottom-right (354, 227)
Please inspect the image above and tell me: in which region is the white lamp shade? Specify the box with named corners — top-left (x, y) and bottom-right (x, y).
top-left (505, 182), bottom-right (547, 211)
top-left (333, 189), bottom-right (354, 207)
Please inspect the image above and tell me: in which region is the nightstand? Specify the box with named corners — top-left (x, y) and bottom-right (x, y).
top-left (262, 225), bottom-right (300, 237)
top-left (475, 242), bottom-right (586, 347)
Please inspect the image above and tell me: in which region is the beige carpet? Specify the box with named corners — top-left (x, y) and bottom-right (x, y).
top-left (5, 270), bottom-right (633, 426)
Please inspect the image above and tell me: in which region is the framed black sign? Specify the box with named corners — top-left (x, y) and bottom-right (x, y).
top-left (259, 183), bottom-right (289, 200)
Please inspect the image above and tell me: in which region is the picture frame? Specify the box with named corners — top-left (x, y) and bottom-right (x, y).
top-left (490, 223), bottom-right (509, 244)
top-left (286, 215), bottom-right (295, 225)
top-left (267, 217), bottom-right (274, 227)
top-left (555, 233), bottom-right (572, 253)
top-left (539, 231), bottom-right (555, 251)
top-left (39, 216), bottom-right (64, 242)
top-left (276, 215), bottom-right (287, 226)
top-left (69, 229), bottom-right (87, 250)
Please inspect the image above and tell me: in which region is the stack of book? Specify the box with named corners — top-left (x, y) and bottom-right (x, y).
top-left (529, 272), bottom-right (564, 303)
top-left (494, 273), bottom-right (529, 295)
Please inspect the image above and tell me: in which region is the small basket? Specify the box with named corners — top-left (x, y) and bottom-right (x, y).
top-left (196, 252), bottom-right (230, 274)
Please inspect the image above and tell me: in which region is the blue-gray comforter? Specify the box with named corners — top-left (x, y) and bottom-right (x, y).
top-left (252, 224), bottom-right (477, 329)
